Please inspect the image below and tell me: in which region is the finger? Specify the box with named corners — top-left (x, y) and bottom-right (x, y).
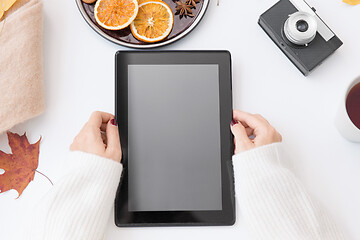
top-left (101, 131), bottom-right (107, 146)
top-left (88, 111), bottom-right (115, 129)
top-left (240, 121), bottom-right (249, 128)
top-left (231, 120), bottom-right (253, 136)
top-left (233, 110), bottom-right (268, 130)
top-left (254, 114), bottom-right (270, 124)
top-left (231, 122), bottom-right (253, 151)
top-left (100, 123), bottom-right (107, 132)
top-left (245, 127), bottom-right (254, 136)
top-left (105, 119), bottom-right (121, 161)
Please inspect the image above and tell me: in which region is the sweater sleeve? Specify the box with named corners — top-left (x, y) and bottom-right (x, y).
top-left (27, 151), bottom-right (122, 240)
top-left (233, 143), bottom-right (345, 240)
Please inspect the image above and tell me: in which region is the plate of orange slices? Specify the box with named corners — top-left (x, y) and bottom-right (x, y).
top-left (76, 0), bottom-right (209, 48)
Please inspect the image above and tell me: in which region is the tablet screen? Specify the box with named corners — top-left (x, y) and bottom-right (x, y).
top-left (128, 64), bottom-right (222, 212)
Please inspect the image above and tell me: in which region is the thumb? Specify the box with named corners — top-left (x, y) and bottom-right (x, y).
top-left (105, 119), bottom-right (122, 162)
top-left (230, 122), bottom-right (253, 153)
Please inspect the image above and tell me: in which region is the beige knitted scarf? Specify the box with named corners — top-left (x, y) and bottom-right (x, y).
top-left (0, 0), bottom-right (45, 133)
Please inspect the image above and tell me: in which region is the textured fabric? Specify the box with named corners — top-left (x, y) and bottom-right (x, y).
top-left (26, 151), bottom-right (122, 240)
top-left (233, 143), bottom-right (345, 240)
top-left (26, 145), bottom-right (345, 239)
top-left (0, 0), bottom-right (45, 133)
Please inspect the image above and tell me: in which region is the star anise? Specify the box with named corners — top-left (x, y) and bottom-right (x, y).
top-left (175, 0), bottom-right (194, 18)
top-left (186, 0), bottom-right (200, 8)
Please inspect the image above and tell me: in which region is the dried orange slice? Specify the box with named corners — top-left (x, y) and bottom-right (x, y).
top-left (94, 0), bottom-right (138, 30)
top-left (138, 0), bottom-right (161, 4)
top-left (130, 1), bottom-right (173, 43)
top-left (2, 0), bottom-right (18, 11)
top-left (1, 0), bottom-right (18, 20)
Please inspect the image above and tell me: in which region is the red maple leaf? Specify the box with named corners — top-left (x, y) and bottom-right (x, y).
top-left (0, 132), bottom-right (41, 198)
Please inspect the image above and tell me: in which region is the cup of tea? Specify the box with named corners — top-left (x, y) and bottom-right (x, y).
top-left (335, 76), bottom-right (360, 142)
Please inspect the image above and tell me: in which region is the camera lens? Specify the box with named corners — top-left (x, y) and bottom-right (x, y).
top-left (296, 20), bottom-right (308, 32)
top-left (284, 11), bottom-right (317, 46)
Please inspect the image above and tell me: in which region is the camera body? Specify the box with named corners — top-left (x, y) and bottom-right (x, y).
top-left (259, 0), bottom-right (343, 76)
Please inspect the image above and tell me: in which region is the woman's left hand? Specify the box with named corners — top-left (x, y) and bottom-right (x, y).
top-left (70, 111), bottom-right (122, 163)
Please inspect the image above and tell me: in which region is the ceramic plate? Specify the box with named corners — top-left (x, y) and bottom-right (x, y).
top-left (75, 0), bottom-right (209, 48)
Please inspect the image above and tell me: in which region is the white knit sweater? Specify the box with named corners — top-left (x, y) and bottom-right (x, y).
top-left (26, 143), bottom-right (345, 240)
top-left (233, 143), bottom-right (345, 240)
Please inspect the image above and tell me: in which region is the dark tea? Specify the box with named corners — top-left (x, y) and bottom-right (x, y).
top-left (346, 82), bottom-right (360, 130)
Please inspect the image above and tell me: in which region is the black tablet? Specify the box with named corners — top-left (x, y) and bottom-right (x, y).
top-left (115, 51), bottom-right (235, 227)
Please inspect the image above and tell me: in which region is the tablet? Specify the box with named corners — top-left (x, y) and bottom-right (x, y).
top-left (115, 51), bottom-right (235, 227)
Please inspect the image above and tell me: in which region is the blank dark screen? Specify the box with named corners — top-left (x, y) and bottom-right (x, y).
top-left (128, 65), bottom-right (222, 211)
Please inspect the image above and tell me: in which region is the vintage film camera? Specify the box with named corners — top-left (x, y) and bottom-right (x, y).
top-left (259, 0), bottom-right (343, 76)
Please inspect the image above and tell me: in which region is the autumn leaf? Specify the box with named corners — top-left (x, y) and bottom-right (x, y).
top-left (0, 132), bottom-right (41, 198)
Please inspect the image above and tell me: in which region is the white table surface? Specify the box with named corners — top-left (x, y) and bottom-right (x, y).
top-left (1, 0), bottom-right (360, 239)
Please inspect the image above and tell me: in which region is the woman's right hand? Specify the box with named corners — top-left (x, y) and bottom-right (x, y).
top-left (230, 110), bottom-right (282, 154)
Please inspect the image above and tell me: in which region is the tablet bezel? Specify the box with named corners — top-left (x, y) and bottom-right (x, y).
top-left (115, 51), bottom-right (235, 227)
